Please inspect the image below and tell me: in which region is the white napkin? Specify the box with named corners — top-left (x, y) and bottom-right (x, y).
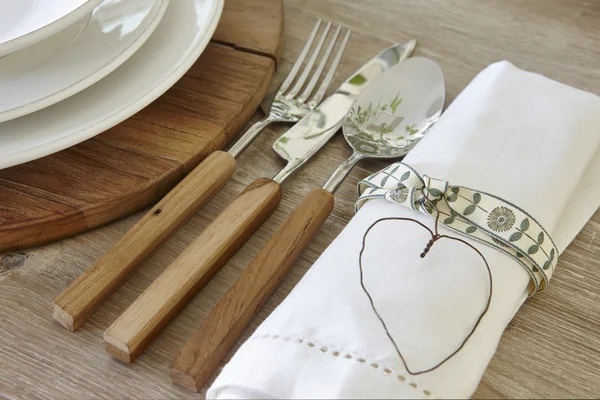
top-left (207, 61), bottom-right (600, 399)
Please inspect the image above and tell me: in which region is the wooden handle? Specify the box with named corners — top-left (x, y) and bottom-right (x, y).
top-left (51, 150), bottom-right (237, 331)
top-left (103, 178), bottom-right (282, 363)
top-left (170, 188), bottom-right (334, 391)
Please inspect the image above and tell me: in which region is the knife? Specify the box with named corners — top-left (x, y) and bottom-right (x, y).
top-left (271, 40), bottom-right (416, 182)
top-left (165, 41), bottom-right (417, 391)
top-left (102, 41), bottom-right (416, 365)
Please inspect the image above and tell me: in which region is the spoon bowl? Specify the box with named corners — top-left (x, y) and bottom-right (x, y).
top-left (324, 56), bottom-right (446, 191)
top-left (344, 57), bottom-right (445, 158)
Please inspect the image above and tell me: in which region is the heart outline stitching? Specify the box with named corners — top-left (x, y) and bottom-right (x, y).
top-left (359, 216), bottom-right (493, 375)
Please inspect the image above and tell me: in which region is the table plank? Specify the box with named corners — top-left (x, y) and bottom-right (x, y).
top-left (1, 0), bottom-right (599, 398)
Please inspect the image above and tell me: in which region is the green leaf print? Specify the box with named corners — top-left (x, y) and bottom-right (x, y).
top-left (447, 193), bottom-right (458, 202)
top-left (381, 174), bottom-right (389, 186)
top-left (509, 232), bottom-right (522, 242)
top-left (543, 261), bottom-right (551, 270)
top-left (429, 188), bottom-right (443, 197)
top-left (473, 193), bottom-right (481, 204)
top-left (424, 203), bottom-right (434, 214)
top-left (528, 245), bottom-right (539, 255)
top-left (521, 218), bottom-right (530, 231)
top-left (451, 187), bottom-right (460, 194)
top-left (464, 204), bottom-right (476, 216)
top-left (400, 171), bottom-right (410, 182)
top-left (537, 232), bottom-right (544, 245)
top-left (466, 226), bottom-right (477, 234)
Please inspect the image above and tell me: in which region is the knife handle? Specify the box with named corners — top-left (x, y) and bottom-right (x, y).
top-left (52, 150), bottom-right (237, 332)
top-left (103, 178), bottom-right (282, 363)
top-left (170, 188), bottom-right (334, 391)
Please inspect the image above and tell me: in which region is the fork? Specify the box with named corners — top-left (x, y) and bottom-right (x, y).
top-left (52, 19), bottom-right (349, 333)
top-left (229, 19), bottom-right (341, 157)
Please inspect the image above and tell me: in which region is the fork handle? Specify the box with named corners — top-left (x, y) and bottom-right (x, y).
top-left (103, 178), bottom-right (282, 363)
top-left (170, 188), bottom-right (334, 391)
top-left (52, 150), bottom-right (237, 331)
top-left (228, 116), bottom-right (280, 158)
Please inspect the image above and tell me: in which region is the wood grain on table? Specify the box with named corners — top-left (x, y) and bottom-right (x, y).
top-left (1, 0), bottom-right (600, 399)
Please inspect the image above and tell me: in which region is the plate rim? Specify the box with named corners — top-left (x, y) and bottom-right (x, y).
top-left (0, 0), bottom-right (170, 123)
top-left (0, 0), bottom-right (224, 170)
top-left (0, 0), bottom-right (105, 57)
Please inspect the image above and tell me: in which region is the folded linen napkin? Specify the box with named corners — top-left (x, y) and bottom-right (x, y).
top-left (207, 61), bottom-right (600, 399)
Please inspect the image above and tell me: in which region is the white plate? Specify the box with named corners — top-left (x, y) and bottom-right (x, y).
top-left (0, 0), bottom-right (170, 124)
top-left (0, 0), bottom-right (223, 170)
top-left (0, 0), bottom-right (104, 57)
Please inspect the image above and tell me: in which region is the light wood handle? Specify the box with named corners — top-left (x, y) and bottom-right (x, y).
top-left (170, 188), bottom-right (334, 391)
top-left (103, 178), bottom-right (282, 363)
top-left (52, 150), bottom-right (237, 331)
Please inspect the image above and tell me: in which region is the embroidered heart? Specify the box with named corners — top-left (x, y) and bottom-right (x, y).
top-left (359, 217), bottom-right (492, 375)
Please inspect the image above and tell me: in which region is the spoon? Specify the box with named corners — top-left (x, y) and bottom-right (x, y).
top-left (170, 56), bottom-right (446, 391)
top-left (322, 56), bottom-right (445, 192)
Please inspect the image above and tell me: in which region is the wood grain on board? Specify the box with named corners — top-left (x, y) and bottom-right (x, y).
top-left (0, 0), bottom-right (282, 252)
top-left (1, 0), bottom-right (600, 399)
top-left (213, 0), bottom-right (285, 62)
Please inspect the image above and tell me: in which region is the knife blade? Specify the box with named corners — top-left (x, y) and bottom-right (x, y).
top-left (271, 40), bottom-right (416, 183)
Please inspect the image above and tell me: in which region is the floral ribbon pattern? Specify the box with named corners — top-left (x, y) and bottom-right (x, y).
top-left (356, 163), bottom-right (559, 294)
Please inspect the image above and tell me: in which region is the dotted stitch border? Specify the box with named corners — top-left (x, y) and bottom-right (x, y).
top-left (251, 333), bottom-right (434, 398)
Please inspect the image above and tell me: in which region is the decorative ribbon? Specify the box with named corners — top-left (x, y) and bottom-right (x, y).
top-left (356, 163), bottom-right (559, 294)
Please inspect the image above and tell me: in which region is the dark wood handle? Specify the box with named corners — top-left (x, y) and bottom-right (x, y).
top-left (103, 178), bottom-right (282, 363)
top-left (51, 150), bottom-right (237, 331)
top-left (170, 188), bottom-right (334, 391)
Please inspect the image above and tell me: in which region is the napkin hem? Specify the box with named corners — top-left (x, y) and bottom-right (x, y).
top-left (250, 333), bottom-right (435, 398)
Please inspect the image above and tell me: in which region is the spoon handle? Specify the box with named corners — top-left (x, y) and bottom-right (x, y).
top-left (322, 151), bottom-right (363, 192)
top-left (170, 188), bottom-right (334, 391)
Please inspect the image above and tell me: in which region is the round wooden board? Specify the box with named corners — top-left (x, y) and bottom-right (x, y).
top-left (0, 0), bottom-right (284, 252)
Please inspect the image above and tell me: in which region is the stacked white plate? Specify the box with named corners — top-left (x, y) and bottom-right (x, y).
top-left (0, 0), bottom-right (224, 169)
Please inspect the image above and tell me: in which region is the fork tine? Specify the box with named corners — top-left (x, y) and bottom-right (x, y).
top-left (278, 19), bottom-right (322, 94)
top-left (297, 24), bottom-right (342, 104)
top-left (285, 22), bottom-right (332, 99)
top-left (308, 28), bottom-right (351, 108)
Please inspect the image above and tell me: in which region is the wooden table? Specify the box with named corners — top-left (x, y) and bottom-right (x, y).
top-left (1, 0), bottom-right (599, 398)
